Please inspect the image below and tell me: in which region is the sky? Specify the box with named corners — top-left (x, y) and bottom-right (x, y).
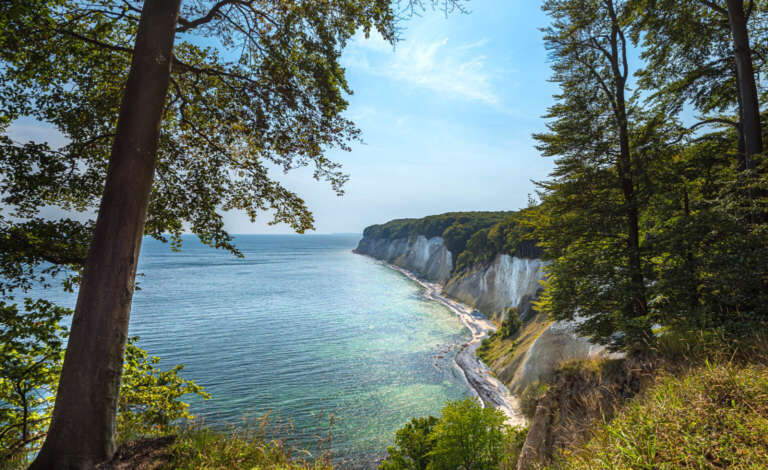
top-left (7, 0), bottom-right (559, 235)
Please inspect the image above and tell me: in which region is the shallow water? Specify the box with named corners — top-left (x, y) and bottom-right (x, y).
top-left (25, 234), bottom-right (472, 464)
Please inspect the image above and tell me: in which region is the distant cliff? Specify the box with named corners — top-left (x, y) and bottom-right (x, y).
top-left (353, 235), bottom-right (453, 282)
top-left (354, 213), bottom-right (607, 396)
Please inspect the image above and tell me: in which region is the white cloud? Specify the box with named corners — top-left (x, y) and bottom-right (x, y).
top-left (348, 31), bottom-right (501, 106)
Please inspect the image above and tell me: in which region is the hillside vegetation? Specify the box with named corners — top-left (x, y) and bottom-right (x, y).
top-left (361, 211), bottom-right (539, 273)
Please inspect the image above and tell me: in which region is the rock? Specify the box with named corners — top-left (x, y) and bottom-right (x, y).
top-left (443, 254), bottom-right (546, 321)
top-left (354, 236), bottom-right (452, 282)
top-left (508, 320), bottom-right (607, 394)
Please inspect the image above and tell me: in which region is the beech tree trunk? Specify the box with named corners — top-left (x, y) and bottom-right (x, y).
top-left (726, 0), bottom-right (762, 167)
top-left (29, 1), bottom-right (181, 468)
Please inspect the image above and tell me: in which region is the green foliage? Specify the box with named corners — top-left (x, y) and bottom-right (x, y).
top-left (530, 0), bottom-right (768, 354)
top-left (428, 398), bottom-right (510, 470)
top-left (0, 304), bottom-right (208, 464)
top-left (0, 299), bottom-right (66, 463)
top-left (531, 0), bottom-right (659, 352)
top-left (558, 362), bottom-right (768, 469)
top-left (382, 399), bottom-right (520, 470)
top-left (362, 211), bottom-right (540, 274)
top-left (0, 0), bottom-right (405, 255)
top-left (498, 308), bottom-right (522, 339)
top-left (117, 338), bottom-right (210, 441)
top-left (627, 0), bottom-right (768, 119)
top-left (380, 416), bottom-right (438, 470)
top-left (455, 217), bottom-right (540, 273)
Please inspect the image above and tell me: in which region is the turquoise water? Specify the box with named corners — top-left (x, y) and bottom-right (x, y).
top-left (29, 234), bottom-right (472, 465)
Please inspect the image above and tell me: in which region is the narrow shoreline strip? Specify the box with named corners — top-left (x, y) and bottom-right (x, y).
top-left (367, 257), bottom-right (525, 426)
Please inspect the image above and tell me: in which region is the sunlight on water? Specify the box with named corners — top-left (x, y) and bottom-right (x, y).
top-left (27, 234), bottom-right (472, 464)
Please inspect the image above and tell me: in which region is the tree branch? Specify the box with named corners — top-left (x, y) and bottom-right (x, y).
top-left (696, 0), bottom-right (728, 17)
top-left (176, 0), bottom-right (236, 33)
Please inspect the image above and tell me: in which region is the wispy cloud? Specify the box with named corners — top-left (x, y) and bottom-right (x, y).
top-left (347, 32), bottom-right (501, 106)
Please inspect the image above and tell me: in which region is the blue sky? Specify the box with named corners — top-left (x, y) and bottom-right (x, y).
top-left (245, 0), bottom-right (559, 234)
top-left (8, 0), bottom-right (559, 234)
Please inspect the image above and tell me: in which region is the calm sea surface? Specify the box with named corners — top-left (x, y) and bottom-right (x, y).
top-left (27, 234), bottom-right (473, 464)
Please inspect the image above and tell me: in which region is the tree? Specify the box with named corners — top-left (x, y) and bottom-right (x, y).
top-left (379, 416), bottom-right (438, 470)
top-left (1, 0), bottom-right (465, 467)
top-left (629, 0), bottom-right (767, 168)
top-left (0, 300), bottom-right (208, 465)
top-left (428, 398), bottom-right (508, 470)
top-left (532, 0), bottom-right (655, 352)
top-left (0, 300), bottom-right (66, 463)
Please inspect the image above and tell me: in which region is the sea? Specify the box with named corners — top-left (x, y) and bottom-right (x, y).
top-left (22, 234), bottom-right (473, 466)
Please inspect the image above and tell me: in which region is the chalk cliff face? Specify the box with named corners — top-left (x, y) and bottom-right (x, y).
top-left (444, 255), bottom-right (546, 322)
top-left (354, 235), bottom-right (453, 282)
top-left (507, 320), bottom-right (606, 393)
top-left (354, 234), bottom-right (606, 395)
top-left (354, 236), bottom-right (542, 316)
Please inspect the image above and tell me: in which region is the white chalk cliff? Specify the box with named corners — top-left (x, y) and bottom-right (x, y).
top-left (354, 235), bottom-right (606, 394)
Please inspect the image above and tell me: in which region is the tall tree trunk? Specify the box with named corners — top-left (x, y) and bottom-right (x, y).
top-left (726, 0), bottom-right (762, 168)
top-left (606, 0), bottom-right (650, 348)
top-left (29, 1), bottom-right (180, 468)
top-left (735, 67), bottom-right (747, 162)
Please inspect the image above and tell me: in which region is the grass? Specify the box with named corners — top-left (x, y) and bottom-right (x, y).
top-left (2, 417), bottom-right (334, 470)
top-left (162, 424), bottom-right (332, 470)
top-left (556, 362), bottom-right (768, 469)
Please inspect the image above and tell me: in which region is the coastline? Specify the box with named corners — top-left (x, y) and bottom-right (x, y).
top-left (366, 256), bottom-right (525, 426)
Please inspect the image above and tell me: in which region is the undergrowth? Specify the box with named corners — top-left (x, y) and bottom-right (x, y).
top-left (536, 330), bottom-right (768, 470)
top-left (557, 362), bottom-right (768, 469)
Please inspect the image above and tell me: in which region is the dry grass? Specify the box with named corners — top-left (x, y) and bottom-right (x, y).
top-left (540, 331), bottom-right (768, 469)
top-left (163, 423), bottom-right (333, 470)
top-left (557, 362), bottom-right (768, 469)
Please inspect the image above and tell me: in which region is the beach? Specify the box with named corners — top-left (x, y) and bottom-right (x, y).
top-left (379, 261), bottom-right (526, 427)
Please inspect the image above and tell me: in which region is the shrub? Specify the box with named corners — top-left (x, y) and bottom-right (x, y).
top-left (379, 416), bottom-right (438, 470)
top-left (428, 398), bottom-right (509, 470)
top-left (499, 308), bottom-right (522, 339)
top-left (381, 399), bottom-right (526, 470)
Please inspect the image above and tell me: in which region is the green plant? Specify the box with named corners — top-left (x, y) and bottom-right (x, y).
top-left (499, 308), bottom-right (522, 339)
top-left (559, 362), bottom-right (768, 469)
top-left (0, 303), bottom-right (208, 466)
top-left (117, 338), bottom-right (210, 442)
top-left (379, 416), bottom-right (438, 470)
top-left (0, 300), bottom-right (66, 465)
top-left (428, 398), bottom-right (509, 470)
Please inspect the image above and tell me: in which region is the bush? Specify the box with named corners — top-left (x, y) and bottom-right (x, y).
top-left (382, 399), bottom-right (525, 470)
top-left (379, 416), bottom-right (438, 470)
top-left (499, 308), bottom-right (522, 339)
top-left (429, 399), bottom-right (509, 470)
top-left (0, 301), bottom-right (208, 466)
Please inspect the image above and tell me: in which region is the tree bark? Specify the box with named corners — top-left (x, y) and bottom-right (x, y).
top-left (606, 0), bottom-right (650, 347)
top-left (29, 1), bottom-right (181, 468)
top-left (726, 0), bottom-right (762, 168)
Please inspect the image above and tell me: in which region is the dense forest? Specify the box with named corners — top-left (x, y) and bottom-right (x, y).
top-left (361, 211), bottom-right (540, 272)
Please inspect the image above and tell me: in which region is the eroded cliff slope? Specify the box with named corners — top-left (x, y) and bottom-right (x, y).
top-left (354, 228), bottom-right (607, 394)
